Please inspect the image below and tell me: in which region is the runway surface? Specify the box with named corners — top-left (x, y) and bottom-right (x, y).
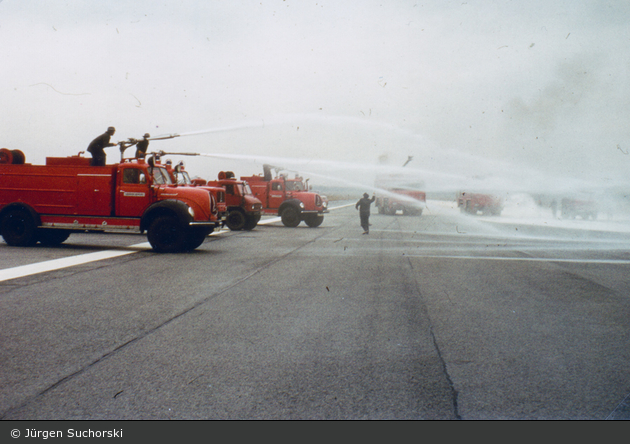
top-left (1, 199), bottom-right (629, 420)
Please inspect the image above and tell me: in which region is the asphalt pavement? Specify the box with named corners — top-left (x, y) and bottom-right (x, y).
top-left (1, 199), bottom-right (629, 420)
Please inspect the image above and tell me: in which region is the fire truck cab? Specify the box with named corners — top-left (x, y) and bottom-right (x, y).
top-left (206, 171), bottom-right (263, 231)
top-left (162, 159), bottom-right (228, 225)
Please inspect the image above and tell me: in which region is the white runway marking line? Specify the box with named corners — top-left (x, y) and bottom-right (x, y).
top-left (0, 242), bottom-right (152, 283)
top-left (257, 217), bottom-right (281, 225)
top-left (0, 228), bottom-right (232, 283)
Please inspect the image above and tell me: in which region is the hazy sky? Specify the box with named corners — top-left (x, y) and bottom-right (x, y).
top-left (1, 1), bottom-right (629, 194)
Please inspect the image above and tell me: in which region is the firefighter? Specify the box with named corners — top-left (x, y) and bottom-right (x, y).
top-left (134, 133), bottom-right (150, 159)
top-left (355, 192), bottom-right (376, 235)
top-left (87, 126), bottom-right (117, 166)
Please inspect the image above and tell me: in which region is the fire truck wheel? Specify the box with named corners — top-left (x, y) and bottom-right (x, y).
top-left (226, 209), bottom-right (247, 231)
top-left (183, 227), bottom-right (212, 251)
top-left (243, 215), bottom-right (259, 231)
top-left (280, 206), bottom-right (301, 227)
top-left (1, 208), bottom-right (38, 246)
top-left (303, 214), bottom-right (324, 227)
top-left (147, 215), bottom-right (187, 253)
top-left (37, 229), bottom-right (70, 246)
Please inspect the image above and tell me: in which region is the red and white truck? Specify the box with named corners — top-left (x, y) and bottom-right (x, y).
top-left (374, 156), bottom-right (425, 216)
top-left (204, 171), bottom-right (263, 231)
top-left (456, 191), bottom-right (503, 216)
top-left (376, 188), bottom-right (426, 216)
top-left (0, 149), bottom-right (221, 252)
top-left (240, 164), bottom-right (328, 227)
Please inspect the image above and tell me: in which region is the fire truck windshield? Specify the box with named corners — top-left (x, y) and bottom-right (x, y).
top-left (239, 183), bottom-right (254, 195)
top-left (285, 181), bottom-right (304, 191)
top-left (150, 167), bottom-right (173, 185)
top-left (176, 171), bottom-right (192, 185)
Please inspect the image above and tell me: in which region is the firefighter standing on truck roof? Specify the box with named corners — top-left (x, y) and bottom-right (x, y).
top-left (134, 133), bottom-right (150, 159)
top-left (356, 192), bottom-right (376, 235)
top-left (87, 126), bottom-right (116, 166)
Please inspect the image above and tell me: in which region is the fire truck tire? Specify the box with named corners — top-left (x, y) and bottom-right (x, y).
top-left (243, 214), bottom-right (259, 231)
top-left (1, 208), bottom-right (38, 246)
top-left (183, 227), bottom-right (212, 251)
top-left (280, 206), bottom-right (301, 227)
top-left (226, 209), bottom-right (247, 231)
top-left (37, 229), bottom-right (70, 246)
top-left (147, 215), bottom-right (187, 253)
top-left (303, 214), bottom-right (324, 227)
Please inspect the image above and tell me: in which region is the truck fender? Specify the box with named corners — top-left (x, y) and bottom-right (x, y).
top-left (140, 199), bottom-right (193, 232)
top-left (278, 199), bottom-right (303, 216)
top-left (0, 202), bottom-right (41, 227)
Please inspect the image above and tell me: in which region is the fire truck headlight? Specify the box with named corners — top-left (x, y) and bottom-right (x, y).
top-left (299, 201), bottom-right (305, 209)
top-left (188, 206), bottom-right (195, 218)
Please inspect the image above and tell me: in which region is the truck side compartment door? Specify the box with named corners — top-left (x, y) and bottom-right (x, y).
top-left (77, 173), bottom-right (114, 216)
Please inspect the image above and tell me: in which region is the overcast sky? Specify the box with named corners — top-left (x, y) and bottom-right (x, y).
top-left (1, 1), bottom-right (629, 195)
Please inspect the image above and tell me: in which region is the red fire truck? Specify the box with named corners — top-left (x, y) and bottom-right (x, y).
top-left (240, 164), bottom-right (328, 227)
top-left (376, 188), bottom-right (426, 216)
top-left (0, 149), bottom-right (220, 252)
top-left (205, 171), bottom-right (263, 231)
top-left (456, 191), bottom-right (503, 216)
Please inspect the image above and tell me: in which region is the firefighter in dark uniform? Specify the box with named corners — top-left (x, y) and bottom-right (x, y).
top-left (134, 133), bottom-right (150, 159)
top-left (356, 192), bottom-right (376, 234)
top-left (87, 126), bottom-right (117, 166)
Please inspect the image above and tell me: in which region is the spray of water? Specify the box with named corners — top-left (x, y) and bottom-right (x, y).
top-left (148, 113), bottom-right (616, 196)
top-left (150, 120), bottom-right (267, 140)
top-left (147, 113), bottom-right (630, 221)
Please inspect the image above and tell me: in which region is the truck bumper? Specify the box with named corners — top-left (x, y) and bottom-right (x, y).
top-left (301, 210), bottom-right (329, 214)
top-left (189, 221), bottom-right (221, 228)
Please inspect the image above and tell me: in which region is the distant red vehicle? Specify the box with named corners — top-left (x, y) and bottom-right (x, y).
top-left (457, 192), bottom-right (503, 216)
top-left (376, 189), bottom-right (426, 216)
top-left (560, 197), bottom-right (598, 220)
